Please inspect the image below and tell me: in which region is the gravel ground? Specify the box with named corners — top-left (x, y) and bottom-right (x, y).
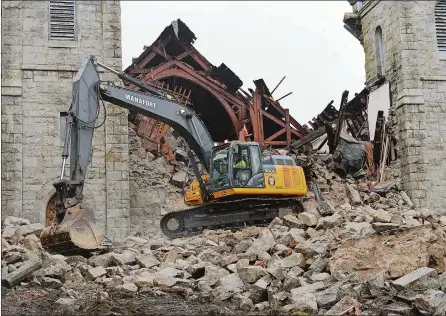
top-left (1, 286), bottom-right (260, 316)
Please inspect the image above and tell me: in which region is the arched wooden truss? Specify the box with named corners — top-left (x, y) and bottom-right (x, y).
top-left (124, 19), bottom-right (306, 149)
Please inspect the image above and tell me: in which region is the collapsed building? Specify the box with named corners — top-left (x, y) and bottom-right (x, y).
top-left (2, 1), bottom-right (444, 244)
top-left (124, 19), bottom-right (307, 150)
top-left (2, 2), bottom-right (446, 315)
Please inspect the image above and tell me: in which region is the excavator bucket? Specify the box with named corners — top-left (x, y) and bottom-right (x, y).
top-left (40, 203), bottom-right (111, 255)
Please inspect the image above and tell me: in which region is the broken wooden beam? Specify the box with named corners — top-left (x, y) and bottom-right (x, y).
top-left (290, 125), bottom-right (327, 150)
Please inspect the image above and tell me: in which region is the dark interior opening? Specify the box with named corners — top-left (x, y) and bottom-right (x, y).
top-left (160, 77), bottom-right (236, 142)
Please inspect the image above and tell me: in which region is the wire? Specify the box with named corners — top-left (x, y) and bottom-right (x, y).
top-left (74, 76), bottom-right (101, 125)
top-left (74, 81), bottom-right (107, 129)
top-left (93, 81), bottom-right (107, 129)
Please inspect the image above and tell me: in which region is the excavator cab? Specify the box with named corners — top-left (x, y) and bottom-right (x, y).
top-left (209, 141), bottom-right (265, 193)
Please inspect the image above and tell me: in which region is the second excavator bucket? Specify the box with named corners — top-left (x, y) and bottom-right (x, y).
top-left (40, 203), bottom-right (111, 255)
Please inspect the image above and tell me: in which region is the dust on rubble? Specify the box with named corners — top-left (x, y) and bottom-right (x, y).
top-left (2, 152), bottom-right (446, 316)
top-left (1, 286), bottom-right (242, 316)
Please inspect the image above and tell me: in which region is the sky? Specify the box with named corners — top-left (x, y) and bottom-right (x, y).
top-left (121, 1), bottom-right (365, 126)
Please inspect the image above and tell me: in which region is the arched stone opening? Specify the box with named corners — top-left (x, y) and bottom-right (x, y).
top-left (45, 193), bottom-right (57, 227)
top-left (35, 180), bottom-right (97, 228)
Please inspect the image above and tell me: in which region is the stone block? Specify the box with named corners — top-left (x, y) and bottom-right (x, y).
top-left (392, 267), bottom-right (438, 291)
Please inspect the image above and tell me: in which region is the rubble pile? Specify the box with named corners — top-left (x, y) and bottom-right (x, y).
top-left (2, 156), bottom-right (446, 315)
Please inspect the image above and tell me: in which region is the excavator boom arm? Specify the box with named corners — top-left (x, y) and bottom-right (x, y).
top-left (41, 56), bottom-right (215, 254)
top-left (99, 84), bottom-right (213, 168)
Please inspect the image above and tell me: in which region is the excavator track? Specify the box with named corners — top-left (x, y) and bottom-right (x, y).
top-left (160, 196), bottom-right (304, 239)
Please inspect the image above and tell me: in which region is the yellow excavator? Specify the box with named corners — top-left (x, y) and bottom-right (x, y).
top-left (40, 56), bottom-right (307, 255)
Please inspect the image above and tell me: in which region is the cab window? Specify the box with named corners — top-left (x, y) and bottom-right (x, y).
top-left (210, 147), bottom-right (230, 191)
top-left (232, 144), bottom-right (263, 187)
top-left (285, 159), bottom-right (294, 166)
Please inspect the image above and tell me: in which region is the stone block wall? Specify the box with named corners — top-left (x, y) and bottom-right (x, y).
top-left (1, 0), bottom-right (130, 240)
top-left (357, 0), bottom-right (446, 211)
top-left (128, 123), bottom-right (184, 237)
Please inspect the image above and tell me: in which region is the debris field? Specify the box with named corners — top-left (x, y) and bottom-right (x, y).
top-left (2, 154), bottom-right (446, 316)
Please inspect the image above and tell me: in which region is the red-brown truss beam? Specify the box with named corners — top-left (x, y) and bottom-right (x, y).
top-left (252, 89), bottom-right (264, 143)
top-left (133, 35), bottom-right (173, 70)
top-left (135, 51), bottom-right (157, 70)
top-left (177, 41), bottom-right (213, 71)
top-left (265, 128), bottom-right (286, 142)
top-left (262, 110), bottom-right (285, 127)
top-left (263, 95), bottom-right (304, 135)
top-left (285, 109), bottom-right (291, 144)
top-left (176, 49), bottom-right (192, 61)
top-left (153, 46), bottom-right (172, 61)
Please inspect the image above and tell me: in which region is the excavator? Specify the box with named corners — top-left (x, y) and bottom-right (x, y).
top-left (40, 56), bottom-right (308, 255)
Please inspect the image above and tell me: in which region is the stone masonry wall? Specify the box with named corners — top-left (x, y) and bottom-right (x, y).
top-left (1, 1), bottom-right (130, 240)
top-left (128, 123), bottom-right (184, 237)
top-left (358, 0), bottom-right (446, 211)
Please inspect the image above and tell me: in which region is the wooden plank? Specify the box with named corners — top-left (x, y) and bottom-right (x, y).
top-left (176, 49), bottom-right (192, 61)
top-left (153, 46), bottom-right (172, 61)
top-left (261, 110), bottom-right (286, 127)
top-left (290, 126), bottom-right (327, 149)
top-left (285, 109), bottom-right (291, 145)
top-left (265, 128), bottom-right (286, 141)
top-left (333, 90), bottom-right (349, 151)
top-left (259, 140), bottom-right (288, 145)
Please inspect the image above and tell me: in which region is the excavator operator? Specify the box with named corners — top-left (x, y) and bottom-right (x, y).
top-left (233, 152), bottom-right (247, 168)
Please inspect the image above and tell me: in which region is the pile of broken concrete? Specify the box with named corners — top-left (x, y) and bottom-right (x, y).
top-left (2, 155), bottom-right (446, 315)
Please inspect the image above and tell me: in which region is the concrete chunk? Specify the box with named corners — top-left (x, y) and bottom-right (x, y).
top-left (345, 222), bottom-right (375, 237)
top-left (4, 216), bottom-right (30, 226)
top-left (1, 258), bottom-right (42, 288)
top-left (16, 223), bottom-right (44, 237)
top-left (288, 292), bottom-right (318, 314)
top-left (283, 214), bottom-right (304, 228)
top-left (2, 226), bottom-right (19, 239)
top-left (392, 267), bottom-right (437, 291)
top-left (373, 209), bottom-right (392, 223)
top-left (280, 252), bottom-right (305, 269)
top-left (346, 184), bottom-right (362, 205)
top-left (124, 236), bottom-right (148, 247)
top-left (87, 266), bottom-right (107, 280)
top-left (111, 250), bottom-right (138, 266)
top-left (136, 253), bottom-right (160, 268)
top-left (41, 277), bottom-right (63, 289)
top-left (120, 282), bottom-right (138, 293)
top-left (290, 281), bottom-right (325, 295)
top-left (317, 213), bottom-right (342, 229)
top-left (315, 287), bottom-right (340, 308)
top-left (266, 263), bottom-right (286, 280)
top-left (400, 191), bottom-right (414, 208)
top-left (88, 253), bottom-right (113, 268)
top-left (134, 273), bottom-right (155, 288)
top-left (298, 212), bottom-right (318, 227)
top-left (219, 273), bottom-right (244, 294)
top-left (237, 266), bottom-right (267, 283)
top-left (240, 297), bottom-right (254, 311)
top-left (171, 171), bottom-right (187, 188)
top-left (283, 273), bottom-right (300, 291)
top-left (414, 289), bottom-right (446, 316)
top-left (246, 229), bottom-right (275, 254)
